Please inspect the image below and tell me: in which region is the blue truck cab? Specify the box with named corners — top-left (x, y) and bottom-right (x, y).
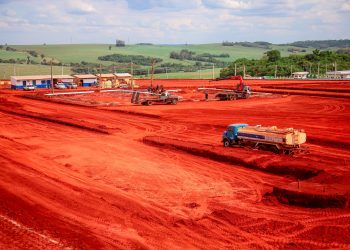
top-left (222, 123), bottom-right (248, 147)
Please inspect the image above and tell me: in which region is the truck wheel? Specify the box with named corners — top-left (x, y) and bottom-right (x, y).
top-left (270, 145), bottom-right (280, 154)
top-left (171, 99), bottom-right (178, 105)
top-left (223, 139), bottom-right (230, 147)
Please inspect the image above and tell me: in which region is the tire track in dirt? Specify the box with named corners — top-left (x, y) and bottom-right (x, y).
top-left (0, 214), bottom-right (64, 249)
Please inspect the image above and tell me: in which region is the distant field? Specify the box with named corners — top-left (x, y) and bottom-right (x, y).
top-left (0, 63), bottom-right (72, 79)
top-left (0, 63), bottom-right (217, 79)
top-left (10, 43), bottom-right (315, 65)
top-left (0, 43), bottom-right (335, 79)
top-left (138, 68), bottom-right (222, 79)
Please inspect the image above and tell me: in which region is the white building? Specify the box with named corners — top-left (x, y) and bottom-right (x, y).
top-left (326, 70), bottom-right (350, 79)
top-left (292, 72), bottom-right (309, 79)
top-left (73, 74), bottom-right (97, 87)
top-left (11, 75), bottom-right (74, 90)
top-left (11, 75), bottom-right (51, 89)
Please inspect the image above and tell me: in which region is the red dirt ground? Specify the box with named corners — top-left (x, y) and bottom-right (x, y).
top-left (0, 79), bottom-right (349, 249)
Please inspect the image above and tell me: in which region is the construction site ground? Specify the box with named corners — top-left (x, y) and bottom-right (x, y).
top-left (0, 79), bottom-right (349, 249)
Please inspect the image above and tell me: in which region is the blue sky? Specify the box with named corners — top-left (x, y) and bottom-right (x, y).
top-left (0, 0), bottom-right (349, 44)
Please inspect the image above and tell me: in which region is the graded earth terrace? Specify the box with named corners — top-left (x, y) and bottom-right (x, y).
top-left (0, 78), bottom-right (349, 249)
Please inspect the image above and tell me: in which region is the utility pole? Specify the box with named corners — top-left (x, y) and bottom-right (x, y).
top-left (212, 63), bottom-right (215, 80)
top-left (234, 63), bottom-right (237, 76)
top-left (130, 61), bottom-right (134, 89)
top-left (50, 60), bottom-right (54, 94)
top-left (243, 64), bottom-right (246, 78)
top-left (309, 63), bottom-right (312, 75)
top-left (99, 63), bottom-right (102, 90)
top-left (165, 67), bottom-right (168, 79)
top-left (317, 62), bottom-right (320, 78)
top-left (199, 67), bottom-right (201, 79)
top-left (334, 61), bottom-right (337, 78)
top-left (274, 65), bottom-right (277, 78)
top-left (290, 65), bottom-right (293, 78)
top-left (151, 60), bottom-right (155, 87)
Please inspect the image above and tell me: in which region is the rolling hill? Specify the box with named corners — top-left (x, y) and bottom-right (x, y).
top-left (0, 41), bottom-right (347, 79)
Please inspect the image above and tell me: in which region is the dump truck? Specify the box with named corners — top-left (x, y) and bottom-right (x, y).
top-left (222, 123), bottom-right (307, 155)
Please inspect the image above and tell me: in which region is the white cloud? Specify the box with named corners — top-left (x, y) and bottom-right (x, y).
top-left (0, 0), bottom-right (349, 44)
top-left (203, 0), bottom-right (251, 9)
top-left (342, 2), bottom-right (350, 11)
top-left (68, 0), bottom-right (96, 14)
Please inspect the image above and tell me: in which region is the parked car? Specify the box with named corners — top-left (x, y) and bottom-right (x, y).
top-left (119, 83), bottom-right (129, 89)
top-left (54, 82), bottom-right (66, 89)
top-left (66, 82), bottom-right (78, 89)
top-left (23, 84), bottom-right (36, 91)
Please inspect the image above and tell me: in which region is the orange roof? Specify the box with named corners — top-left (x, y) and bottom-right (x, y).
top-left (73, 74), bottom-right (97, 79)
top-left (98, 74), bottom-right (115, 78)
top-left (11, 75), bottom-right (74, 80)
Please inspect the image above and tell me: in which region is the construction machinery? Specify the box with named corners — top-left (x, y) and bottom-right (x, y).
top-left (131, 90), bottom-right (181, 106)
top-left (222, 123), bottom-right (307, 155)
top-left (199, 75), bottom-right (251, 100)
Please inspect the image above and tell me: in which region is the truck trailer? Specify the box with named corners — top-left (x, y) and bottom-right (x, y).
top-left (222, 123), bottom-right (307, 155)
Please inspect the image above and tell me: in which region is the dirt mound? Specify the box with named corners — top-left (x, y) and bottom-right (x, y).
top-left (107, 109), bottom-right (161, 119)
top-left (272, 186), bottom-right (350, 209)
top-left (254, 88), bottom-right (350, 98)
top-left (261, 85), bottom-right (350, 93)
top-left (143, 136), bottom-right (321, 180)
top-left (308, 136), bottom-right (350, 150)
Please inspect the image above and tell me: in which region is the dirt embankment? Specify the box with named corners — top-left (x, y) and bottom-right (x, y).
top-left (21, 94), bottom-right (162, 119)
top-left (142, 136), bottom-right (321, 180)
top-left (143, 136), bottom-right (350, 209)
top-left (272, 187), bottom-right (350, 209)
top-left (0, 102), bottom-right (110, 134)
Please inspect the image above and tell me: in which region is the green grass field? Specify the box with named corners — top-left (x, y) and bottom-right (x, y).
top-left (136, 68), bottom-right (222, 79)
top-left (0, 43), bottom-right (334, 79)
top-left (10, 43), bottom-right (314, 65)
top-left (0, 63), bottom-right (72, 79)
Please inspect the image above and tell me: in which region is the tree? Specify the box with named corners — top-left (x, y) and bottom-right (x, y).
top-left (115, 40), bottom-right (125, 47)
top-left (108, 45), bottom-right (112, 50)
top-left (266, 50), bottom-right (281, 62)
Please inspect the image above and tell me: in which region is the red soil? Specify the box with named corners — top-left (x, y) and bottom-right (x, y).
top-left (0, 79), bottom-right (349, 249)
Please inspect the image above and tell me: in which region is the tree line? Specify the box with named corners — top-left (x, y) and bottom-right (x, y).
top-left (222, 41), bottom-right (271, 49)
top-left (98, 54), bottom-right (162, 65)
top-left (286, 39), bottom-right (350, 49)
top-left (220, 49), bottom-right (350, 77)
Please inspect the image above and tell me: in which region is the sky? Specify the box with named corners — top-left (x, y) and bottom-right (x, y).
top-left (0, 0), bottom-right (349, 44)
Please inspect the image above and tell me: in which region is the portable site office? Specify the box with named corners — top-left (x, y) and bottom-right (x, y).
top-left (11, 75), bottom-right (74, 89)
